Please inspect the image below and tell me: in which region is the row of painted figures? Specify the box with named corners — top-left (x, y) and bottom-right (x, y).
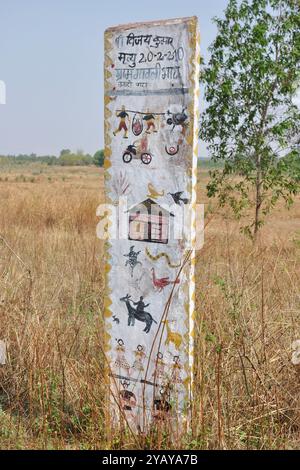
top-left (113, 105), bottom-right (189, 164)
top-left (114, 339), bottom-right (182, 381)
top-left (114, 105), bottom-right (188, 138)
top-left (113, 339), bottom-right (184, 421)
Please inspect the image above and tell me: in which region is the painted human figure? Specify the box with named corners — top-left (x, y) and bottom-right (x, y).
top-left (133, 296), bottom-right (150, 315)
top-left (119, 383), bottom-right (139, 431)
top-left (119, 388), bottom-right (137, 411)
top-left (133, 135), bottom-right (149, 156)
top-left (132, 113), bottom-right (143, 136)
top-left (139, 135), bottom-right (148, 152)
top-left (143, 110), bottom-right (157, 134)
top-left (114, 105), bottom-right (130, 138)
top-left (132, 344), bottom-right (146, 372)
top-left (153, 392), bottom-right (171, 421)
top-left (124, 246), bottom-right (141, 277)
top-left (166, 108), bottom-right (188, 136)
top-left (152, 352), bottom-right (166, 380)
top-left (114, 339), bottom-right (130, 374)
top-left (171, 355), bottom-right (183, 384)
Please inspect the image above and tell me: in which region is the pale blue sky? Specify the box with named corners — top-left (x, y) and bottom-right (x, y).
top-left (0, 0), bottom-right (229, 156)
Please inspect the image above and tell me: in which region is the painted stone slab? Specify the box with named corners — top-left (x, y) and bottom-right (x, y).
top-left (103, 17), bottom-right (200, 432)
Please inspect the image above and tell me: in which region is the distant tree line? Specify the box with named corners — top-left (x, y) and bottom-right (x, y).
top-left (0, 149), bottom-right (105, 167)
top-left (1, 149), bottom-right (297, 177)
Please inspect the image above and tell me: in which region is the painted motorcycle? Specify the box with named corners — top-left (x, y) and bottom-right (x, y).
top-left (122, 144), bottom-right (152, 165)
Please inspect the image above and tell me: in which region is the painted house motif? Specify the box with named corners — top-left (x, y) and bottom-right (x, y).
top-left (128, 198), bottom-right (173, 244)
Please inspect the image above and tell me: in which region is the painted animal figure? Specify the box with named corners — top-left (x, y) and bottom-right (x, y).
top-left (168, 191), bottom-right (189, 205)
top-left (163, 320), bottom-right (183, 350)
top-left (147, 183), bottom-right (164, 200)
top-left (120, 294), bottom-right (157, 334)
top-left (151, 268), bottom-right (180, 293)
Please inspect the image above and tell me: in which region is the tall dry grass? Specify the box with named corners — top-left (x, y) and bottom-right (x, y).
top-left (0, 164), bottom-right (299, 449)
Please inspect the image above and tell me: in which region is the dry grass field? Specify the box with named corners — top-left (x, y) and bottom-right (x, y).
top-left (0, 163), bottom-right (299, 449)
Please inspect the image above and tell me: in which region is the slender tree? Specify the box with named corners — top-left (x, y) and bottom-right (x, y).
top-left (200, 0), bottom-right (300, 238)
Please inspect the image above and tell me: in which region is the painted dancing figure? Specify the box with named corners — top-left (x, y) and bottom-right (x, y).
top-left (114, 339), bottom-right (131, 373)
top-left (132, 344), bottom-right (146, 372)
top-left (172, 355), bottom-right (183, 384)
top-left (152, 352), bottom-right (166, 380)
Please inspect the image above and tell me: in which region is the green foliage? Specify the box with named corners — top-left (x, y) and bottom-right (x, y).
top-left (198, 157), bottom-right (224, 169)
top-left (0, 149), bottom-right (103, 167)
top-left (283, 151), bottom-right (300, 180)
top-left (93, 149), bottom-right (105, 167)
top-left (58, 151), bottom-right (93, 166)
top-left (0, 154), bottom-right (57, 166)
top-left (60, 149), bottom-right (72, 157)
top-left (200, 0), bottom-right (300, 238)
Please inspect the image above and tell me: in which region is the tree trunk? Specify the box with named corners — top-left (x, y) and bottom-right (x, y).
top-left (254, 158), bottom-right (262, 240)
